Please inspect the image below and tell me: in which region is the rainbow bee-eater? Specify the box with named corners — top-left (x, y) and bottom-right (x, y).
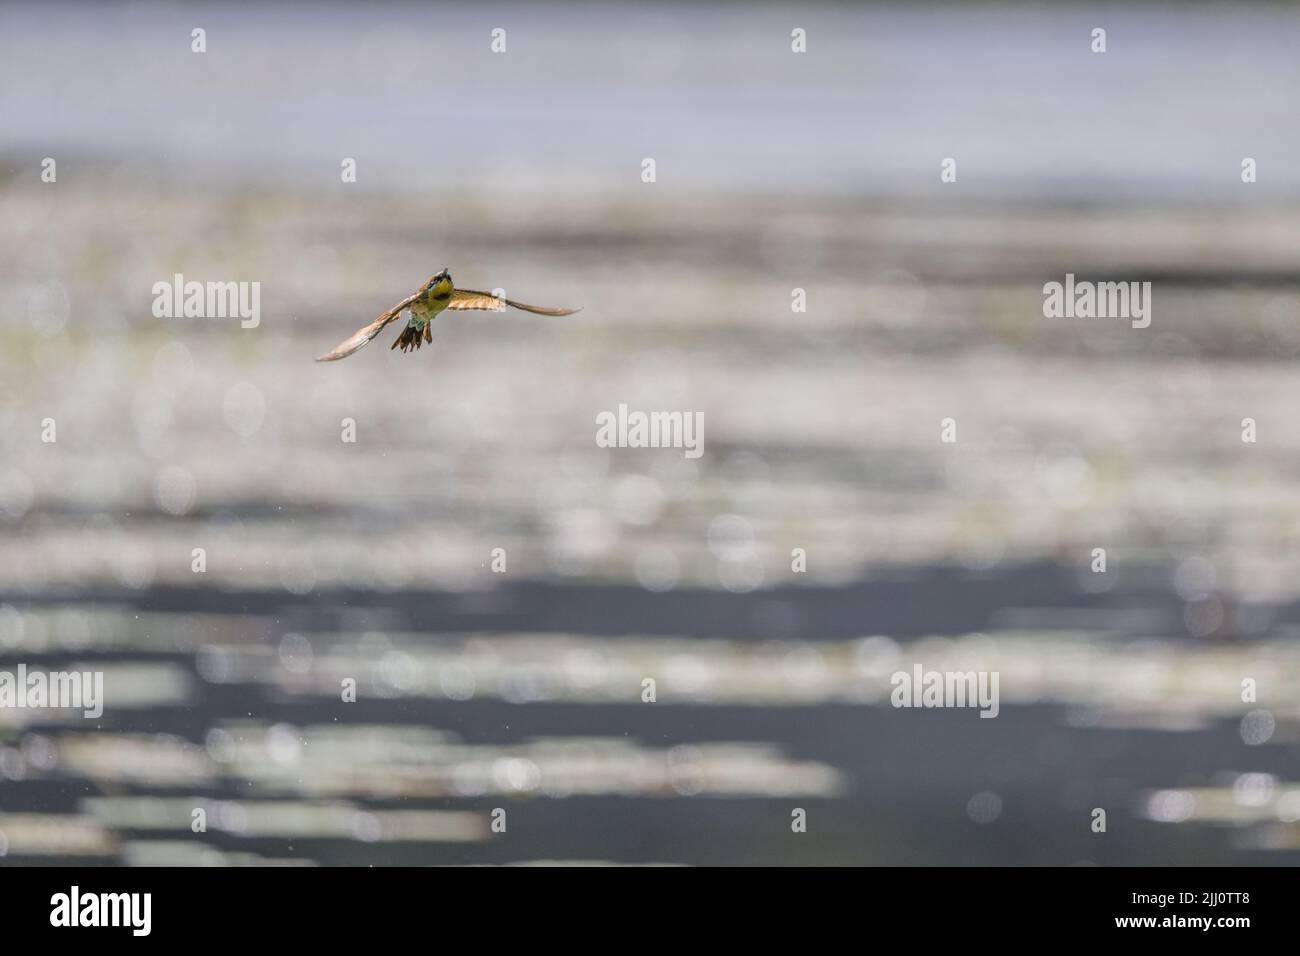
top-left (315, 268), bottom-right (580, 361)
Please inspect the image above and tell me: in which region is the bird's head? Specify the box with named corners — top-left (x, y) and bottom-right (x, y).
top-left (426, 268), bottom-right (452, 295)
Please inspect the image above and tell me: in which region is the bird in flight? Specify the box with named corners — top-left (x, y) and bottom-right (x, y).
top-left (315, 268), bottom-right (580, 361)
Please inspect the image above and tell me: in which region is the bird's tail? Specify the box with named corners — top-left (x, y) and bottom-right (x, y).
top-left (391, 323), bottom-right (433, 353)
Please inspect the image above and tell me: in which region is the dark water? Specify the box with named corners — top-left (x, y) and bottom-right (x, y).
top-left (3, 562), bottom-right (1298, 865)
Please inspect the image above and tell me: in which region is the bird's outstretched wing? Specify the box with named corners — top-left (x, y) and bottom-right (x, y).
top-left (315, 291), bottom-right (421, 362)
top-left (448, 288), bottom-right (580, 316)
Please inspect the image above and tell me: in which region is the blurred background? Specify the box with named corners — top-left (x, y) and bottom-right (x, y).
top-left (2, 1), bottom-right (1300, 865)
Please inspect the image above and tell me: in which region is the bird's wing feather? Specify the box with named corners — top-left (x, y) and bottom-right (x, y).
top-left (315, 292), bottom-right (420, 362)
top-left (449, 288), bottom-right (580, 316)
